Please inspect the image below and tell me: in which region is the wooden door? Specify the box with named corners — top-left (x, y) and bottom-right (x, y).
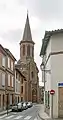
top-left (58, 87), bottom-right (63, 117)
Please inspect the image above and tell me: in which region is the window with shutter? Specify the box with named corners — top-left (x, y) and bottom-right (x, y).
top-left (11, 61), bottom-right (13, 71)
top-left (12, 76), bottom-right (13, 87)
top-left (8, 74), bottom-right (10, 86)
top-left (2, 73), bottom-right (5, 86)
top-left (2, 56), bottom-right (5, 67)
top-left (8, 57), bottom-right (10, 68)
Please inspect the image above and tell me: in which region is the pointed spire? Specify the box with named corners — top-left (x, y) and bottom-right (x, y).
top-left (22, 12), bottom-right (32, 41)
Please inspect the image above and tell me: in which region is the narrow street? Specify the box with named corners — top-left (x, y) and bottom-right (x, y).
top-left (0, 104), bottom-right (40, 120)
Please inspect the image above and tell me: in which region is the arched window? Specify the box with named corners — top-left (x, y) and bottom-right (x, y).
top-left (31, 71), bottom-right (34, 79)
top-left (27, 45), bottom-right (30, 56)
top-left (23, 45), bottom-right (25, 56)
top-left (32, 46), bottom-right (34, 57)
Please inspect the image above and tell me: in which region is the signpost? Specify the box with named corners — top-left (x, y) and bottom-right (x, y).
top-left (50, 89), bottom-right (55, 118)
top-left (50, 90), bottom-right (55, 95)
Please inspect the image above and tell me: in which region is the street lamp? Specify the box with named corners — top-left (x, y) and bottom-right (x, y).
top-left (40, 62), bottom-right (51, 91)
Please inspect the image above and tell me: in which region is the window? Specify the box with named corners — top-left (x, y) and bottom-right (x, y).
top-left (3, 94), bottom-right (4, 107)
top-left (16, 72), bottom-right (18, 79)
top-left (10, 95), bottom-right (12, 105)
top-left (45, 91), bottom-right (47, 106)
top-left (21, 97), bottom-right (23, 101)
top-left (21, 86), bottom-right (23, 93)
top-left (8, 57), bottom-right (10, 68)
top-left (23, 45), bottom-right (25, 56)
top-left (2, 56), bottom-right (5, 67)
top-left (48, 91), bottom-right (50, 107)
top-left (11, 61), bottom-right (13, 71)
top-left (8, 74), bottom-right (10, 86)
top-left (32, 46), bottom-right (34, 57)
top-left (16, 81), bottom-right (17, 92)
top-left (12, 76), bottom-right (13, 87)
top-left (31, 71), bottom-right (34, 79)
top-left (0, 94), bottom-right (1, 107)
top-left (18, 82), bottom-right (20, 92)
top-left (27, 45), bottom-right (30, 56)
top-left (21, 77), bottom-right (23, 84)
top-left (2, 73), bottom-right (5, 86)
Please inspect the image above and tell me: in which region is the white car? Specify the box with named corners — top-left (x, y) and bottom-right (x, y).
top-left (27, 102), bottom-right (33, 108)
top-left (22, 102), bottom-right (28, 110)
top-left (12, 102), bottom-right (23, 112)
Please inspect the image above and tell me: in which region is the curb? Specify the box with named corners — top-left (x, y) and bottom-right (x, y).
top-left (38, 113), bottom-right (45, 120)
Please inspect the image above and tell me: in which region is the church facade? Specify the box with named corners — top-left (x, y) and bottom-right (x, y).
top-left (16, 13), bottom-right (39, 103)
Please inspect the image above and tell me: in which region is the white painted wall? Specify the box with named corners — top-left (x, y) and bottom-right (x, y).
top-left (51, 33), bottom-right (63, 52)
top-left (51, 33), bottom-right (63, 117)
top-left (51, 54), bottom-right (63, 118)
top-left (45, 39), bottom-right (52, 91)
top-left (45, 33), bottom-right (63, 118)
top-left (45, 39), bottom-right (52, 116)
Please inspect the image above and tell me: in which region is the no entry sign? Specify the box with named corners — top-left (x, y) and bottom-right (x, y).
top-left (50, 89), bottom-right (55, 95)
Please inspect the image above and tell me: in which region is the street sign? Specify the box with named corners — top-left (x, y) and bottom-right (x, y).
top-left (50, 89), bottom-right (55, 95)
top-left (58, 83), bottom-right (63, 87)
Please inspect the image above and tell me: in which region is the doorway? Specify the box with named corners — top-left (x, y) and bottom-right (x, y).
top-left (32, 89), bottom-right (37, 103)
top-left (58, 87), bottom-right (63, 117)
top-left (3, 94), bottom-right (5, 108)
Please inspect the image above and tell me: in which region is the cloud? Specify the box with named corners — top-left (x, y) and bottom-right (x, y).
top-left (0, 29), bottom-right (22, 43)
top-left (2, 0), bottom-right (63, 86)
top-left (0, 36), bottom-right (20, 61)
top-left (18, 0), bottom-right (63, 21)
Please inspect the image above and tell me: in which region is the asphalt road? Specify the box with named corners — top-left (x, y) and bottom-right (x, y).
top-left (0, 104), bottom-right (40, 120)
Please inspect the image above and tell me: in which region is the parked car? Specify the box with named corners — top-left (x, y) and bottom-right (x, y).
top-left (12, 102), bottom-right (23, 112)
top-left (22, 102), bottom-right (28, 110)
top-left (27, 102), bottom-right (33, 108)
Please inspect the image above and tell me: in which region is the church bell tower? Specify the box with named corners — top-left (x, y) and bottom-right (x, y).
top-left (20, 13), bottom-right (35, 62)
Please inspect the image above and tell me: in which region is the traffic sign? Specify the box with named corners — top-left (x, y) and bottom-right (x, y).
top-left (50, 89), bottom-right (55, 95)
top-left (58, 83), bottom-right (63, 87)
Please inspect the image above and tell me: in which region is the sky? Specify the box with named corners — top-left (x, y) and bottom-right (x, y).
top-left (0, 0), bottom-right (63, 86)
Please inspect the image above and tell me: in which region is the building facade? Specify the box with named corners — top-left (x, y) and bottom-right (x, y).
top-left (5, 48), bottom-right (16, 108)
top-left (0, 45), bottom-right (7, 110)
top-left (0, 45), bottom-right (16, 111)
top-left (15, 67), bottom-right (27, 103)
top-left (40, 29), bottom-right (63, 118)
top-left (16, 13), bottom-right (39, 103)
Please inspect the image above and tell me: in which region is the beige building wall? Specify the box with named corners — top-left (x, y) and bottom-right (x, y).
top-left (45, 33), bottom-right (63, 118)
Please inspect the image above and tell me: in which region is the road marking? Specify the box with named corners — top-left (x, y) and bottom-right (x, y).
top-left (24, 116), bottom-right (32, 120)
top-left (34, 117), bottom-right (37, 120)
top-left (14, 115), bottom-right (23, 119)
top-left (0, 114), bottom-right (7, 118)
top-left (5, 115), bottom-right (14, 119)
top-left (13, 112), bottom-right (17, 114)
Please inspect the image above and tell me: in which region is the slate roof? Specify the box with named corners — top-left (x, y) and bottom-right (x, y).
top-left (20, 13), bottom-right (34, 44)
top-left (5, 48), bottom-right (16, 61)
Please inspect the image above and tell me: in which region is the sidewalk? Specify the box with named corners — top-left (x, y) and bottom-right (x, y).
top-left (37, 104), bottom-right (50, 120)
top-left (0, 109), bottom-right (12, 116)
top-left (37, 104), bottom-right (63, 120)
